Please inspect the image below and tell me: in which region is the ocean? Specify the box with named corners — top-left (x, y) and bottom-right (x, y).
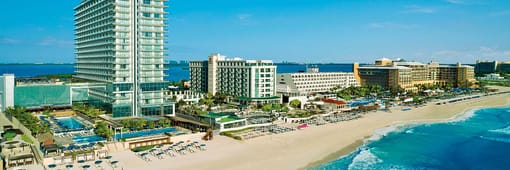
top-left (311, 106), bottom-right (510, 170)
top-left (0, 64), bottom-right (353, 82)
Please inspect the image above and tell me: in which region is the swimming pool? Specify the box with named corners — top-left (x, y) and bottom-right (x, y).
top-left (114, 127), bottom-right (177, 140)
top-left (57, 117), bottom-right (84, 129)
top-left (73, 135), bottom-right (106, 144)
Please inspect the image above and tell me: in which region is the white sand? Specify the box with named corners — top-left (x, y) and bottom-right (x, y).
top-left (112, 90), bottom-right (510, 170)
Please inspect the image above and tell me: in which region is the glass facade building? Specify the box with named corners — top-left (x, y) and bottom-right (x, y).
top-left (74, 0), bottom-right (174, 117)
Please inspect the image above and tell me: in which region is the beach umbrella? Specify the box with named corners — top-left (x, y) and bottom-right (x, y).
top-left (65, 164), bottom-right (73, 169)
top-left (48, 164), bottom-right (57, 168)
top-left (111, 160), bottom-right (119, 165)
top-left (77, 160), bottom-right (85, 164)
top-left (94, 160), bottom-right (102, 165)
top-left (82, 165), bottom-right (91, 169)
top-left (105, 156), bottom-right (112, 160)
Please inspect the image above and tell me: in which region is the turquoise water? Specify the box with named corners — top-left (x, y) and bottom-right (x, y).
top-left (73, 135), bottom-right (105, 144)
top-left (312, 106), bottom-right (510, 170)
top-left (114, 127), bottom-right (177, 140)
top-left (57, 117), bottom-right (84, 129)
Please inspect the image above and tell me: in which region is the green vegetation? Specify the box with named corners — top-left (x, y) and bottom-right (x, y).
top-left (478, 80), bottom-right (510, 87)
top-left (219, 116), bottom-right (240, 123)
top-left (289, 99), bottom-right (301, 108)
top-left (287, 111), bottom-right (313, 118)
top-left (260, 103), bottom-right (285, 112)
top-left (4, 132), bottom-right (17, 141)
top-left (72, 104), bottom-right (105, 119)
top-left (5, 106), bottom-right (50, 135)
top-left (37, 73), bottom-right (74, 80)
top-left (131, 145), bottom-right (155, 152)
top-left (334, 85), bottom-right (383, 100)
top-left (21, 134), bottom-right (34, 144)
top-left (97, 142), bottom-right (105, 147)
top-left (95, 121), bottom-right (113, 139)
top-left (119, 118), bottom-right (172, 131)
top-left (199, 93), bottom-right (214, 111)
top-left (219, 128), bottom-right (253, 140)
top-left (281, 106), bottom-right (289, 112)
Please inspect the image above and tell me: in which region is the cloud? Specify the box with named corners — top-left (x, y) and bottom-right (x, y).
top-left (237, 14), bottom-right (252, 21)
top-left (0, 37), bottom-right (22, 44)
top-left (367, 22), bottom-right (419, 29)
top-left (478, 46), bottom-right (510, 57)
top-left (430, 47), bottom-right (510, 61)
top-left (402, 5), bottom-right (437, 14)
top-left (445, 0), bottom-right (463, 4)
top-left (235, 14), bottom-right (257, 26)
top-left (37, 37), bottom-right (73, 46)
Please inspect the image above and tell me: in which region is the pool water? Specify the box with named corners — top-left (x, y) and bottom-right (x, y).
top-left (57, 117), bottom-right (85, 129)
top-left (115, 127), bottom-right (177, 140)
top-left (73, 135), bottom-right (105, 144)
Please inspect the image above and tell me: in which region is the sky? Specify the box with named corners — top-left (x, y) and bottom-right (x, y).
top-left (0, 0), bottom-right (509, 64)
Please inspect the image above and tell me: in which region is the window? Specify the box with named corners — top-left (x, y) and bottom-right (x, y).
top-left (143, 32), bottom-right (152, 37)
top-left (154, 13), bottom-right (160, 18)
top-left (143, 0), bottom-right (150, 4)
top-left (143, 13), bottom-right (150, 17)
top-left (155, 33), bottom-right (161, 37)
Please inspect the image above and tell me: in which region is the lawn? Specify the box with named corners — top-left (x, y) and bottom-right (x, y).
top-left (131, 145), bottom-right (155, 152)
top-left (21, 134), bottom-right (34, 144)
top-left (4, 132), bottom-right (17, 141)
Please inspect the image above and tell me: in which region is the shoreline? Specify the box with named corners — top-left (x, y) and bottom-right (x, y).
top-left (303, 93), bottom-right (510, 169)
top-left (110, 88), bottom-right (510, 170)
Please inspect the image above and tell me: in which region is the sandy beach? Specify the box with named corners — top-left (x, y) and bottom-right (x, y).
top-left (111, 88), bottom-right (510, 170)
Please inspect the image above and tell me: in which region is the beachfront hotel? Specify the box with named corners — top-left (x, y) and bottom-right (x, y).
top-left (475, 60), bottom-right (510, 74)
top-left (276, 66), bottom-right (358, 105)
top-left (190, 53), bottom-right (279, 104)
top-left (0, 74), bottom-right (15, 112)
top-left (354, 58), bottom-right (477, 92)
top-left (74, 0), bottom-right (174, 117)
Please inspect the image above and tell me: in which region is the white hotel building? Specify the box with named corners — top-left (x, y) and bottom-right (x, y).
top-left (277, 67), bottom-right (359, 98)
top-left (190, 54), bottom-right (279, 104)
top-left (74, 0), bottom-right (174, 117)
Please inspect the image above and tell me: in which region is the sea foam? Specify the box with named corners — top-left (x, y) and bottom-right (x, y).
top-left (479, 136), bottom-right (510, 144)
top-left (347, 148), bottom-right (383, 170)
top-left (448, 108), bottom-right (478, 123)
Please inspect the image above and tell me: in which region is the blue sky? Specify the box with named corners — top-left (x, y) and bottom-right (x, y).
top-left (0, 0), bottom-right (509, 64)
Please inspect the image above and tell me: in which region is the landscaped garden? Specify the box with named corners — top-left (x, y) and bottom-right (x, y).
top-left (4, 106), bottom-right (50, 135)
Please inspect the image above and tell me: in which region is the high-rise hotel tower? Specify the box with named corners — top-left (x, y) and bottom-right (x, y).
top-left (74, 0), bottom-right (174, 117)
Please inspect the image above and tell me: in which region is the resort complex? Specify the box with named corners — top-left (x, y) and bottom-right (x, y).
top-left (354, 58), bottom-right (477, 92)
top-left (2, 0), bottom-right (510, 170)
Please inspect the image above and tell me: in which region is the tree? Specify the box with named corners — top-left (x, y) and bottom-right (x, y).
top-left (281, 106), bottom-right (289, 112)
top-left (147, 121), bottom-right (155, 129)
top-left (95, 121), bottom-right (113, 140)
top-left (272, 104), bottom-right (282, 111)
top-left (159, 119), bottom-right (172, 127)
top-left (289, 99), bottom-right (301, 108)
top-left (261, 104), bottom-right (273, 112)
